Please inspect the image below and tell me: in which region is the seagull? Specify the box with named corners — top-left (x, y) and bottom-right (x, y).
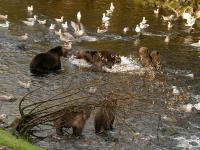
top-left (139, 22), bottom-right (149, 30)
top-left (141, 17), bottom-right (147, 24)
top-left (0, 95), bottom-right (14, 101)
top-left (103, 21), bottom-right (110, 29)
top-left (37, 19), bottom-right (46, 25)
top-left (172, 86), bottom-right (180, 96)
top-left (185, 16), bottom-right (196, 27)
top-left (18, 33), bottom-right (28, 41)
top-left (162, 15), bottom-right (174, 21)
top-left (27, 5), bottom-right (33, 12)
top-left (77, 11), bottom-right (81, 22)
top-left (55, 16), bottom-right (64, 23)
top-left (27, 15), bottom-right (37, 22)
top-left (135, 24), bottom-right (141, 33)
top-left (0, 14), bottom-right (8, 20)
top-left (55, 29), bottom-right (62, 36)
top-left (22, 20), bottom-right (34, 26)
top-left (49, 24), bottom-right (55, 30)
top-left (182, 12), bottom-right (192, 20)
top-left (153, 8), bottom-right (159, 15)
top-left (18, 80), bottom-right (31, 89)
top-left (110, 2), bottom-right (115, 12)
top-left (123, 27), bottom-right (129, 34)
top-left (71, 21), bottom-right (85, 37)
top-left (164, 35), bottom-right (170, 43)
top-left (0, 21), bottom-right (9, 28)
top-left (102, 13), bottom-right (110, 22)
top-left (167, 22), bottom-right (173, 29)
top-left (97, 27), bottom-right (107, 33)
top-left (62, 21), bottom-right (68, 30)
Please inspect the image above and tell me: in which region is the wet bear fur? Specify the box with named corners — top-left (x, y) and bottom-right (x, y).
top-left (75, 50), bottom-right (121, 69)
top-left (138, 47), bottom-right (160, 68)
top-left (53, 108), bottom-right (91, 136)
top-left (30, 46), bottom-right (68, 75)
top-left (94, 99), bottom-right (117, 133)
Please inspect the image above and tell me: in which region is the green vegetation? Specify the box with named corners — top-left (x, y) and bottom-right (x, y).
top-left (0, 129), bottom-right (43, 150)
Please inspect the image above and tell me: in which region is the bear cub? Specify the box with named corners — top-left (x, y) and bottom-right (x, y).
top-left (53, 108), bottom-right (91, 137)
top-left (94, 99), bottom-right (117, 133)
top-left (138, 47), bottom-right (160, 69)
top-left (30, 46), bottom-right (68, 75)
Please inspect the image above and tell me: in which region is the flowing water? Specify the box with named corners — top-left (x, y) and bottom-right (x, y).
top-left (0, 0), bottom-right (200, 149)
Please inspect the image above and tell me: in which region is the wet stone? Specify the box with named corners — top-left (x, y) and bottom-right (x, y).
top-left (189, 141), bottom-right (198, 146)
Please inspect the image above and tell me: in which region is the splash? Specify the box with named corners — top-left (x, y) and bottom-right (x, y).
top-left (69, 55), bottom-right (144, 74)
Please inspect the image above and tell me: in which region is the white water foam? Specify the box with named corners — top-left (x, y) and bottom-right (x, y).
top-left (175, 136), bottom-right (200, 149)
top-left (69, 55), bottom-right (144, 74)
top-left (68, 55), bottom-right (92, 68)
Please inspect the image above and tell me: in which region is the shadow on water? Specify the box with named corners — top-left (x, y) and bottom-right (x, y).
top-left (0, 0), bottom-right (200, 149)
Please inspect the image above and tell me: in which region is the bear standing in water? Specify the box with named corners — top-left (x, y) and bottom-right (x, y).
top-left (138, 47), bottom-right (160, 69)
top-left (53, 108), bottom-right (91, 136)
top-left (94, 99), bottom-right (117, 133)
top-left (30, 46), bottom-right (68, 75)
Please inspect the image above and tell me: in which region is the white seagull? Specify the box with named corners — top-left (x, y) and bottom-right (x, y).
top-left (18, 80), bottom-right (31, 89)
top-left (71, 21), bottom-right (85, 37)
top-left (62, 21), bottom-right (68, 30)
top-left (123, 27), bottom-right (129, 34)
top-left (102, 13), bottom-right (110, 22)
top-left (0, 14), bottom-right (8, 20)
top-left (110, 2), bottom-right (115, 12)
top-left (37, 19), bottom-right (46, 25)
top-left (22, 20), bottom-right (34, 26)
top-left (18, 33), bottom-right (28, 41)
top-left (97, 27), bottom-right (107, 33)
top-left (55, 29), bottom-right (62, 36)
top-left (27, 5), bottom-right (33, 12)
top-left (55, 16), bottom-right (64, 23)
top-left (77, 11), bottom-right (81, 22)
top-left (49, 24), bottom-right (55, 30)
top-left (135, 24), bottom-right (141, 33)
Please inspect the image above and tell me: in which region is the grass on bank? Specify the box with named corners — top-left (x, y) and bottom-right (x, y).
top-left (0, 129), bottom-right (43, 150)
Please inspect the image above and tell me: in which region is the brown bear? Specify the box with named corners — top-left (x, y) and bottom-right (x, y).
top-left (30, 46), bottom-right (68, 75)
top-left (150, 50), bottom-right (160, 68)
top-left (53, 107), bottom-right (91, 136)
top-left (94, 99), bottom-right (117, 133)
top-left (74, 50), bottom-right (121, 69)
top-left (138, 47), bottom-right (160, 69)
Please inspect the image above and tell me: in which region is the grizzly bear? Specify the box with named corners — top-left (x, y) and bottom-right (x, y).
top-left (30, 46), bottom-right (68, 75)
top-left (94, 99), bottom-right (117, 133)
top-left (75, 50), bottom-right (121, 69)
top-left (53, 108), bottom-right (91, 136)
top-left (150, 50), bottom-right (160, 68)
top-left (138, 47), bottom-right (160, 69)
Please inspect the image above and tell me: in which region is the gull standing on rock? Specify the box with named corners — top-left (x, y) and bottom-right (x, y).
top-left (55, 29), bottom-right (62, 36)
top-left (62, 21), bottom-right (68, 30)
top-left (71, 21), bottom-right (85, 37)
top-left (18, 80), bottom-right (31, 89)
top-left (22, 20), bottom-right (34, 26)
top-left (153, 8), bottom-right (159, 15)
top-left (49, 24), bottom-right (55, 30)
top-left (0, 14), bottom-right (8, 20)
top-left (55, 16), bottom-right (64, 23)
top-left (37, 19), bottom-right (46, 25)
top-left (135, 24), bottom-right (141, 33)
top-left (77, 11), bottom-right (81, 22)
top-left (123, 27), bottom-right (129, 34)
top-left (102, 13), bottom-right (110, 22)
top-left (27, 5), bottom-right (33, 12)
